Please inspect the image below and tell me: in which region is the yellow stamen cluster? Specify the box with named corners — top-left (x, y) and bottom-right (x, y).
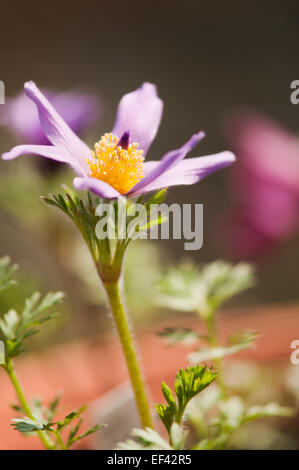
top-left (86, 133), bottom-right (144, 194)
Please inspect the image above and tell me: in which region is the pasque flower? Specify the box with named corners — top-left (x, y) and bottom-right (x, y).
top-left (0, 88), bottom-right (100, 145)
top-left (218, 111), bottom-right (299, 259)
top-left (2, 82), bottom-right (235, 198)
top-left (1, 81), bottom-right (236, 433)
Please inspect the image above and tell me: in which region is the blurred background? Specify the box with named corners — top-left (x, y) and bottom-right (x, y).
top-left (0, 0), bottom-right (298, 449)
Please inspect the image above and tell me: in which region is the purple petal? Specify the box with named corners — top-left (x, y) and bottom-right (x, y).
top-left (226, 112), bottom-right (299, 193)
top-left (128, 131), bottom-right (205, 196)
top-left (1, 88), bottom-right (100, 146)
top-left (235, 176), bottom-right (299, 239)
top-left (113, 82), bottom-right (163, 156)
top-left (24, 82), bottom-right (91, 176)
top-left (73, 177), bottom-right (121, 199)
top-left (143, 160), bottom-right (159, 175)
top-left (129, 151), bottom-right (235, 195)
top-left (52, 90), bottom-right (100, 136)
top-left (0, 91), bottom-right (45, 143)
top-left (2, 144), bottom-right (69, 163)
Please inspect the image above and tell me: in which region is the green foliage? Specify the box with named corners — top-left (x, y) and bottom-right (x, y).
top-left (11, 396), bottom-right (104, 449)
top-left (158, 327), bottom-right (201, 346)
top-left (156, 260), bottom-right (255, 318)
top-left (154, 258), bottom-right (294, 450)
top-left (144, 188), bottom-right (168, 207)
top-left (117, 423), bottom-right (189, 451)
top-left (42, 192), bottom-right (101, 258)
top-left (57, 407), bottom-right (87, 431)
top-left (155, 365), bottom-right (217, 433)
top-left (156, 262), bottom-right (201, 312)
top-left (243, 402), bottom-right (295, 423)
top-left (0, 257), bottom-right (18, 294)
top-left (43, 191), bottom-right (168, 284)
top-left (157, 324), bottom-right (258, 365)
top-left (0, 290), bottom-right (64, 360)
top-left (188, 391), bottom-right (294, 450)
top-left (43, 190), bottom-right (168, 251)
top-left (197, 261), bottom-right (255, 316)
top-left (0, 256), bottom-right (104, 450)
top-left (0, 256), bottom-right (64, 361)
top-left (211, 397), bottom-right (294, 448)
top-left (189, 330), bottom-right (259, 363)
top-left (175, 367), bottom-right (217, 416)
top-left (11, 417), bottom-right (54, 433)
top-left (117, 427), bottom-right (173, 450)
top-left (156, 261), bottom-right (258, 365)
top-left (170, 422), bottom-right (188, 450)
top-left (67, 422), bottom-right (105, 448)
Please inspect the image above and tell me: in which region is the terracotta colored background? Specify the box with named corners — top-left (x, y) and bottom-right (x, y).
top-left (0, 303), bottom-right (297, 450)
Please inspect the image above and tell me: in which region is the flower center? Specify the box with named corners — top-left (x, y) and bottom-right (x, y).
top-left (86, 132), bottom-right (144, 194)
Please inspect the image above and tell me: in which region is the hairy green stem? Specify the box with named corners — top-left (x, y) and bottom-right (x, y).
top-left (65, 195), bottom-right (153, 429)
top-left (103, 281), bottom-right (154, 429)
top-left (4, 359), bottom-right (55, 449)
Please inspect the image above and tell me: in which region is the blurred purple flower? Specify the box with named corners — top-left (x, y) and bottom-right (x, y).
top-left (0, 88), bottom-right (100, 144)
top-left (2, 81), bottom-right (235, 199)
top-left (218, 111), bottom-right (299, 259)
